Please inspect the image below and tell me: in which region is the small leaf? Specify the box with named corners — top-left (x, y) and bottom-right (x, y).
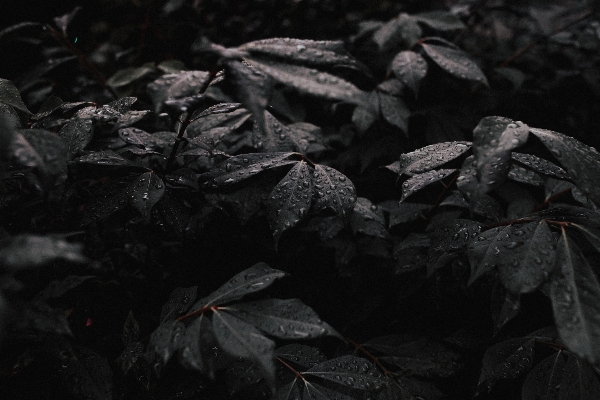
top-left (421, 42), bottom-right (489, 86)
top-left (57, 118), bottom-right (93, 158)
top-left (53, 6), bottom-right (82, 35)
top-left (126, 172), bottom-right (165, 221)
top-left (400, 169), bottom-right (456, 202)
top-left (413, 11), bottom-right (466, 32)
top-left (160, 286), bottom-right (198, 322)
top-left (378, 92), bottom-right (409, 133)
top-left (550, 233), bottom-right (600, 365)
top-left (387, 141), bottom-right (471, 176)
top-left (212, 310), bottom-right (276, 390)
top-left (391, 51), bottom-right (428, 94)
top-left (373, 13), bottom-right (422, 51)
top-left (191, 262), bottom-right (287, 309)
top-left (530, 126), bottom-right (600, 206)
top-left (245, 57), bottom-right (369, 107)
top-left (147, 70), bottom-right (210, 112)
top-left (0, 235), bottom-right (87, 271)
top-left (313, 164), bottom-right (357, 217)
top-left (511, 152), bottom-right (569, 180)
top-left (200, 152), bottom-right (299, 188)
top-left (472, 117), bottom-right (529, 191)
top-left (267, 160), bottom-right (314, 245)
top-left (231, 298), bottom-right (341, 339)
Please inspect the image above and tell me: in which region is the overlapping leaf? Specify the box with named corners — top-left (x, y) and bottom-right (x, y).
top-left (391, 50), bottom-right (428, 94)
top-left (57, 118), bottom-right (93, 158)
top-left (420, 41), bottom-right (489, 86)
top-left (146, 70), bottom-right (210, 112)
top-left (253, 110), bottom-right (310, 152)
top-left (386, 141), bottom-right (471, 176)
top-left (313, 164), bottom-right (357, 217)
top-left (400, 169), bottom-right (456, 202)
top-left (428, 219), bottom-right (482, 274)
top-left (511, 152), bottom-right (569, 180)
top-left (372, 13), bottom-right (422, 51)
top-left (530, 126), bottom-right (600, 205)
top-left (126, 171), bottom-right (165, 221)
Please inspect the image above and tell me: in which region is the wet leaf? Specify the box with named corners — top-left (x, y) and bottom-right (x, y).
top-left (231, 298), bottom-right (341, 339)
top-left (389, 202), bottom-right (429, 228)
top-left (421, 42), bottom-right (489, 86)
top-left (126, 171), bottom-right (165, 221)
top-left (554, 355), bottom-right (600, 399)
top-left (81, 176), bottom-right (132, 225)
top-left (165, 168), bottom-right (198, 191)
top-left (191, 263), bottom-right (287, 308)
top-left (0, 234), bottom-right (87, 270)
top-left (303, 355), bottom-right (389, 392)
top-left (276, 344), bottom-right (327, 369)
top-left (472, 221), bottom-right (556, 294)
top-left (200, 152), bottom-right (299, 188)
top-left (148, 320), bottom-right (185, 368)
top-left (379, 92), bottom-right (409, 133)
top-left (349, 197), bottom-right (389, 239)
top-left (373, 13), bottom-right (422, 51)
top-left (146, 70), bottom-right (210, 112)
top-left (187, 104), bottom-right (251, 139)
top-left (387, 141), bottom-right (471, 176)
top-left (225, 60), bottom-right (272, 133)
top-left (414, 11), bottom-right (466, 32)
top-left (253, 110), bottom-right (310, 152)
top-left (107, 97), bottom-right (137, 114)
top-left (245, 57), bottom-right (369, 107)
top-left (0, 78), bottom-right (31, 125)
top-left (267, 160), bottom-right (314, 245)
top-left (72, 150), bottom-right (138, 168)
top-left (117, 342), bottom-right (144, 375)
top-left (493, 291), bottom-right (521, 334)
top-left (391, 51), bottom-right (428, 94)
top-left (522, 351), bottom-right (565, 400)
top-left (57, 118), bottom-right (93, 158)
top-left (456, 155), bottom-right (479, 198)
top-left (160, 286), bottom-right (198, 323)
top-left (550, 233), bottom-right (600, 365)
top-left (156, 191), bottom-right (191, 236)
top-left (530, 127), bottom-right (600, 206)
top-left (511, 152), bottom-right (569, 180)
top-left (313, 164), bottom-right (357, 217)
top-left (212, 310), bottom-right (276, 389)
top-left (428, 219), bottom-right (481, 275)
top-left (472, 117), bottom-right (529, 191)
top-left (400, 169), bottom-right (456, 202)
top-left (507, 163), bottom-right (545, 187)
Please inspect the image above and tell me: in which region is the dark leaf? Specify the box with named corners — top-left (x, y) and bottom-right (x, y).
top-left (113, 110), bottom-right (153, 131)
top-left (522, 351), bottom-right (566, 400)
top-left (313, 164), bottom-right (357, 217)
top-left (530, 127), bottom-right (600, 206)
top-left (379, 92), bottom-right (409, 133)
top-left (400, 169), bottom-right (456, 202)
top-left (72, 150), bottom-right (139, 168)
top-left (148, 320), bottom-right (185, 369)
top-left (156, 192), bottom-right (191, 236)
top-left (276, 344), bottom-right (327, 369)
top-left (225, 60), bottom-right (272, 133)
top-left (373, 13), bottom-right (422, 51)
top-left (303, 355), bottom-right (389, 392)
top-left (428, 219), bottom-right (481, 275)
top-left (493, 291), bottom-right (521, 334)
top-left (555, 355), bottom-right (600, 399)
top-left (507, 163), bottom-right (545, 187)
top-left (160, 286), bottom-right (198, 323)
top-left (147, 70), bottom-right (210, 112)
top-left (230, 298), bottom-right (341, 339)
top-left (387, 141), bottom-right (471, 176)
top-left (472, 117), bottom-right (529, 191)
top-left (511, 152), bottom-right (569, 180)
top-left (413, 11), bottom-right (466, 32)
top-left (186, 104), bottom-right (251, 139)
top-left (117, 342), bottom-right (144, 375)
top-left (225, 360), bottom-right (264, 396)
top-left (267, 160), bottom-right (314, 245)
top-left (0, 78), bottom-right (31, 125)
top-left (391, 51), bottom-right (428, 94)
top-left (107, 64), bottom-right (155, 89)
top-left (126, 171), bottom-right (165, 221)
top-left (191, 263), bottom-right (287, 308)
top-left (253, 110), bottom-right (310, 152)
top-left (0, 234), bottom-right (87, 270)
top-left (81, 176), bottom-right (132, 225)
top-left (351, 91), bottom-right (379, 134)
top-left (122, 310), bottom-right (140, 346)
top-left (178, 315), bottom-right (217, 376)
top-left (212, 310), bottom-right (276, 390)
top-left (389, 202), bottom-right (429, 228)
top-left (467, 226), bottom-right (504, 285)
top-left (200, 152), bottom-right (299, 188)
top-left (349, 197), bottom-right (389, 239)
top-left (57, 118), bottom-right (93, 158)
top-left (107, 97), bottom-right (137, 114)
top-left (13, 301), bottom-right (71, 336)
top-left (20, 129), bottom-right (68, 185)
top-left (456, 155), bottom-right (479, 199)
top-left (421, 42), bottom-right (489, 86)
top-left (165, 168), bottom-right (199, 191)
top-left (59, 346), bottom-right (113, 400)
top-left (550, 234), bottom-right (600, 365)
top-left (471, 194), bottom-right (502, 222)
top-left (245, 57), bottom-right (369, 107)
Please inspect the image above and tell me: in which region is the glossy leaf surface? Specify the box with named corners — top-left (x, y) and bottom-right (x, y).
top-left (421, 41), bottom-right (489, 86)
top-left (126, 172), bottom-right (165, 221)
top-left (313, 164), bottom-right (357, 217)
top-left (387, 141), bottom-right (471, 176)
top-left (400, 169), bottom-right (456, 202)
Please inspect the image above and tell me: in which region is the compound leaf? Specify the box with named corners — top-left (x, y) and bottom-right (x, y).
top-left (267, 160), bottom-right (314, 245)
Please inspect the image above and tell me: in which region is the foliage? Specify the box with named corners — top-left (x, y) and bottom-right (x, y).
top-left (2, 1), bottom-right (600, 399)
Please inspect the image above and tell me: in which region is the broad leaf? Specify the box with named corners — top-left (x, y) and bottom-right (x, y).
top-left (212, 310), bottom-right (276, 389)
top-left (126, 171), bottom-right (165, 221)
top-left (522, 351), bottom-right (566, 400)
top-left (400, 169), bottom-right (456, 202)
top-left (244, 57), bottom-right (369, 107)
top-left (313, 164), bottom-right (357, 217)
top-left (0, 78), bottom-right (31, 125)
top-left (107, 97), bottom-right (137, 113)
top-left (372, 13), bottom-right (422, 51)
top-left (253, 110), bottom-right (309, 152)
top-left (186, 104), bottom-right (251, 139)
top-left (421, 41), bottom-right (489, 86)
top-left (379, 92), bottom-right (409, 133)
top-left (72, 150), bottom-right (139, 168)
top-left (276, 344), bottom-right (327, 369)
top-left (57, 119), bottom-right (93, 158)
top-left (81, 176), bottom-right (132, 225)
top-left (148, 320), bottom-right (185, 368)
top-left (229, 298), bottom-right (341, 339)
top-left (389, 202), bottom-right (429, 228)
top-left (146, 70), bottom-right (210, 112)
top-left (200, 152), bottom-right (299, 188)
top-left (107, 64), bottom-right (155, 89)
top-left (472, 117), bottom-right (529, 191)
top-left (192, 263), bottom-right (287, 308)
top-left (550, 233), bottom-right (600, 365)
top-left (349, 197), bottom-right (389, 239)
top-left (428, 219), bottom-right (481, 275)
top-left (511, 152), bottom-right (569, 180)
top-left (391, 50), bottom-right (428, 94)
top-left (303, 355), bottom-right (388, 392)
top-left (507, 163), bottom-right (545, 187)
top-left (386, 141), bottom-right (471, 176)
top-left (530, 127), bottom-right (600, 206)
top-left (160, 286), bottom-right (198, 322)
top-left (267, 160), bottom-right (314, 245)
top-left (178, 315), bottom-right (218, 376)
